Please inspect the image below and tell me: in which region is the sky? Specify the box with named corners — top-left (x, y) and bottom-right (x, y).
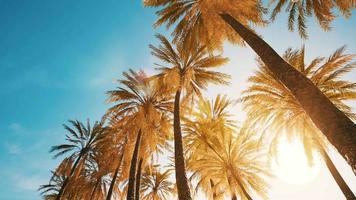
top-left (0, 0), bottom-right (355, 200)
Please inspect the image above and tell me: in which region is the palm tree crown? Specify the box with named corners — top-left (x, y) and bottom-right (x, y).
top-left (185, 96), bottom-right (270, 200)
top-left (151, 34), bottom-right (230, 96)
top-left (144, 0), bottom-right (266, 50)
top-left (140, 165), bottom-right (175, 200)
top-left (242, 46), bottom-right (356, 160)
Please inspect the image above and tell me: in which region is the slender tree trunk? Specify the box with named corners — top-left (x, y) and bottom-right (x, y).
top-left (106, 147), bottom-right (126, 200)
top-left (220, 13), bottom-right (356, 174)
top-left (231, 194), bottom-right (237, 200)
top-left (135, 158), bottom-right (143, 200)
top-left (322, 148), bottom-right (356, 200)
top-left (173, 89), bottom-right (192, 200)
top-left (90, 179), bottom-right (100, 200)
top-left (127, 130), bottom-right (142, 200)
top-left (56, 153), bottom-right (83, 200)
top-left (210, 179), bottom-right (217, 199)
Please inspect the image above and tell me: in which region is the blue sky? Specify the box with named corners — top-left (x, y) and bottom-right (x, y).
top-left (0, 1), bottom-right (355, 200)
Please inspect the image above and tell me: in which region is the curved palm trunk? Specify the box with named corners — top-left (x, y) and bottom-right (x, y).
top-left (173, 90), bottom-right (192, 200)
top-left (135, 158), bottom-right (143, 200)
top-left (56, 153), bottom-right (83, 200)
top-left (322, 148), bottom-right (356, 200)
top-left (106, 147), bottom-right (126, 200)
top-left (127, 130), bottom-right (142, 200)
top-left (220, 13), bottom-right (356, 174)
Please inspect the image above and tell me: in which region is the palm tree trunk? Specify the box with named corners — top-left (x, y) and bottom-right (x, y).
top-left (127, 130), bottom-right (142, 200)
top-left (231, 194), bottom-right (237, 200)
top-left (322, 148), bottom-right (356, 200)
top-left (173, 89), bottom-right (192, 200)
top-left (90, 179), bottom-right (100, 200)
top-left (56, 153), bottom-right (83, 200)
top-left (135, 158), bottom-right (143, 200)
top-left (220, 13), bottom-right (356, 174)
top-left (210, 179), bottom-right (217, 199)
top-left (106, 147), bottom-right (126, 200)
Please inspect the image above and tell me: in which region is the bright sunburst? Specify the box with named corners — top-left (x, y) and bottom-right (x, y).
top-left (272, 138), bottom-right (321, 185)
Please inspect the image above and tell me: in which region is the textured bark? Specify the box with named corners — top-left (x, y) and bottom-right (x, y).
top-left (106, 147), bottom-right (125, 200)
top-left (220, 13), bottom-right (356, 174)
top-left (135, 158), bottom-right (143, 200)
top-left (322, 148), bottom-right (356, 200)
top-left (56, 153), bottom-right (83, 200)
top-left (173, 90), bottom-right (192, 200)
top-left (127, 130), bottom-right (142, 200)
top-left (90, 179), bottom-right (100, 200)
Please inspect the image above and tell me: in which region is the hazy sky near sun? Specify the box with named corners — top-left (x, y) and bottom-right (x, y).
top-left (0, 0), bottom-right (355, 200)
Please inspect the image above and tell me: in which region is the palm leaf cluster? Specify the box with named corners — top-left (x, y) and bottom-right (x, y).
top-left (242, 46), bottom-right (356, 161)
top-left (270, 0), bottom-right (355, 38)
top-left (144, 0), bottom-right (266, 50)
top-left (185, 96), bottom-right (270, 200)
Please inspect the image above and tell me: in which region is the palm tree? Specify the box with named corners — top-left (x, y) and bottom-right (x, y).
top-left (106, 70), bottom-right (173, 200)
top-left (84, 150), bottom-right (114, 200)
top-left (140, 165), bottom-right (175, 200)
top-left (150, 34), bottom-right (230, 200)
top-left (185, 95), bottom-right (270, 200)
top-left (39, 158), bottom-right (85, 200)
top-left (144, 0), bottom-right (266, 50)
top-left (49, 119), bottom-right (106, 200)
top-left (270, 0), bottom-right (355, 38)
top-left (144, 0), bottom-right (356, 174)
top-left (102, 127), bottom-right (127, 200)
top-left (242, 46), bottom-right (356, 199)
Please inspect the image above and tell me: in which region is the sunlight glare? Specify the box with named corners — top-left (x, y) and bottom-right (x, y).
top-left (272, 138), bottom-right (321, 185)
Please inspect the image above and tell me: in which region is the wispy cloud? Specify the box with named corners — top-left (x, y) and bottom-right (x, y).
top-left (8, 122), bottom-right (25, 133)
top-left (12, 174), bottom-right (46, 191)
top-left (5, 143), bottom-right (22, 155)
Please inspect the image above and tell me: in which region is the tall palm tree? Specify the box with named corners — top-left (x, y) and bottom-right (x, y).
top-left (106, 70), bottom-right (172, 200)
top-left (49, 119), bottom-right (106, 200)
top-left (185, 95), bottom-right (270, 200)
top-left (144, 0), bottom-right (356, 174)
top-left (150, 34), bottom-right (230, 200)
top-left (270, 0), bottom-right (355, 38)
top-left (140, 165), bottom-right (175, 200)
top-left (242, 46), bottom-right (356, 199)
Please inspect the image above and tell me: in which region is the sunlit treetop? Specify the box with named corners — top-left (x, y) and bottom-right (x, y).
top-left (270, 0), bottom-right (355, 38)
top-left (150, 34), bottom-right (230, 100)
top-left (106, 69), bottom-right (173, 158)
top-left (140, 165), bottom-right (175, 200)
top-left (242, 46), bottom-right (356, 162)
top-left (144, 0), bottom-right (267, 50)
top-left (184, 95), bottom-right (270, 200)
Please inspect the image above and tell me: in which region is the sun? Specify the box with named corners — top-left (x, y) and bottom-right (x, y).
top-left (272, 137), bottom-right (321, 185)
